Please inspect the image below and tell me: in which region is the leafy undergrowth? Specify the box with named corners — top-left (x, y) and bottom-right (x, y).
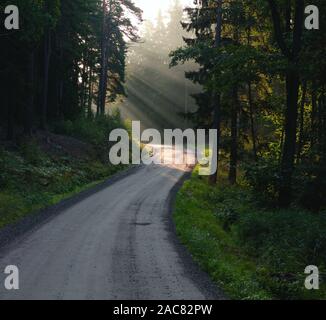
top-left (0, 116), bottom-right (128, 230)
top-left (174, 168), bottom-right (326, 300)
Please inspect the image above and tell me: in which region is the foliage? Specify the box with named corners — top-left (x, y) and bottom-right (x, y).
top-left (53, 110), bottom-right (124, 146)
top-left (170, 0), bottom-right (326, 207)
top-left (0, 115), bottom-right (128, 230)
top-left (174, 168), bottom-right (326, 299)
top-left (244, 158), bottom-right (281, 206)
top-left (0, 0), bottom-right (142, 136)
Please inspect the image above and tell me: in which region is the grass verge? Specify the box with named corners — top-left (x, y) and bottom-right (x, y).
top-left (174, 167), bottom-right (326, 300)
top-left (0, 114), bottom-right (129, 230)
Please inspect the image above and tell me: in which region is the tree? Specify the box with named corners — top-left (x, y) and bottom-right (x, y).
top-left (0, 0), bottom-right (142, 138)
top-left (267, 0), bottom-right (305, 206)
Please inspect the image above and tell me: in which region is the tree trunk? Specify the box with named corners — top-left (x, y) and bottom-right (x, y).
top-left (98, 0), bottom-right (108, 115)
top-left (268, 0), bottom-right (304, 207)
top-left (6, 82), bottom-right (14, 140)
top-left (209, 0), bottom-right (223, 185)
top-left (80, 59), bottom-right (87, 112)
top-left (248, 82), bottom-right (258, 161)
top-left (229, 86), bottom-right (239, 184)
top-left (279, 69), bottom-right (300, 207)
top-left (311, 84), bottom-right (317, 147)
top-left (24, 52), bottom-right (35, 136)
top-left (41, 29), bottom-right (51, 130)
top-left (297, 81), bottom-right (307, 161)
top-left (209, 93), bottom-right (222, 185)
top-left (317, 93), bottom-right (325, 154)
top-left (88, 67), bottom-right (94, 118)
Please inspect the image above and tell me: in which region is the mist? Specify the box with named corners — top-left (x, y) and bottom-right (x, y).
top-left (116, 0), bottom-right (200, 132)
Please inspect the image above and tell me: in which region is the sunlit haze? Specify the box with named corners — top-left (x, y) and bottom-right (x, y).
top-left (134, 0), bottom-right (194, 23)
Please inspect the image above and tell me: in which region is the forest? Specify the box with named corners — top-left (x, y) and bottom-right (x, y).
top-left (171, 0), bottom-right (326, 299)
top-left (0, 0), bottom-right (142, 134)
top-left (171, 0), bottom-right (325, 210)
top-left (0, 0), bottom-right (143, 230)
top-left (0, 0), bottom-right (325, 300)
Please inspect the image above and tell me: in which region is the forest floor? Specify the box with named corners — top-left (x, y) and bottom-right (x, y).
top-left (173, 167), bottom-right (326, 300)
top-left (0, 130), bottom-right (126, 230)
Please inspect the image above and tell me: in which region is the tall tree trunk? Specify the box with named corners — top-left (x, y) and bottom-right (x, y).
top-left (248, 82), bottom-right (258, 161)
top-left (209, 0), bottom-right (223, 185)
top-left (55, 36), bottom-right (64, 119)
top-left (24, 52), bottom-right (35, 136)
top-left (209, 93), bottom-right (222, 185)
top-left (246, 26), bottom-right (257, 161)
top-left (279, 69), bottom-right (300, 206)
top-left (229, 86), bottom-right (239, 184)
top-left (98, 0), bottom-right (108, 115)
top-left (80, 58), bottom-right (87, 112)
top-left (311, 83), bottom-right (317, 147)
top-left (268, 0), bottom-right (304, 207)
top-left (297, 81), bottom-right (307, 161)
top-left (6, 81), bottom-right (14, 140)
top-left (317, 92), bottom-right (325, 154)
top-left (321, 91), bottom-right (326, 161)
top-left (87, 67), bottom-right (94, 118)
top-left (41, 29), bottom-right (52, 130)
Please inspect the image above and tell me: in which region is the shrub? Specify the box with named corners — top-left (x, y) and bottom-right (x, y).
top-left (19, 139), bottom-right (45, 165)
top-left (236, 208), bottom-right (326, 298)
top-left (244, 158), bottom-right (281, 206)
top-left (293, 163), bottom-right (326, 212)
top-left (53, 110), bottom-right (125, 147)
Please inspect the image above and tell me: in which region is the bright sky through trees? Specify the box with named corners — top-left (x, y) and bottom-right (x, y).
top-left (133, 0), bottom-right (193, 23)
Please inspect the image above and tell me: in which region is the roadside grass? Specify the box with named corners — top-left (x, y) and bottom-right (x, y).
top-left (174, 167), bottom-right (326, 300)
top-left (0, 115), bottom-right (128, 230)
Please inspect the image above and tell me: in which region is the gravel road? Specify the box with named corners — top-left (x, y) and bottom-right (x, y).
top-left (0, 147), bottom-right (223, 300)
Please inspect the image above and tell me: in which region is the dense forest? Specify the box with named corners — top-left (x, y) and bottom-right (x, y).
top-left (0, 0), bottom-right (143, 231)
top-left (0, 0), bottom-right (142, 137)
top-left (171, 0), bottom-right (326, 210)
top-left (172, 0), bottom-right (326, 299)
top-left (0, 0), bottom-right (325, 300)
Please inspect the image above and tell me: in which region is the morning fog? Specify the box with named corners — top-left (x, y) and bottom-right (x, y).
top-left (109, 121), bottom-right (217, 176)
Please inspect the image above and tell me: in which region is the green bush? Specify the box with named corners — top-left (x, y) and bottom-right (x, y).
top-left (53, 110), bottom-right (125, 147)
top-left (174, 169), bottom-right (326, 299)
top-left (236, 208), bottom-right (326, 298)
top-left (0, 114), bottom-right (129, 229)
top-left (293, 163), bottom-right (326, 212)
top-left (19, 139), bottom-right (45, 165)
top-left (244, 156), bottom-right (326, 212)
top-left (244, 158), bottom-right (281, 206)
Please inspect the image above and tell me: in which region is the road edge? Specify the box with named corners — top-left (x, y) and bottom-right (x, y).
top-left (0, 165), bottom-right (143, 250)
top-left (166, 168), bottom-right (227, 300)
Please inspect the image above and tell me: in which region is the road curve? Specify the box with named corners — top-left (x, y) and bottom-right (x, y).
top-left (0, 150), bottom-right (223, 300)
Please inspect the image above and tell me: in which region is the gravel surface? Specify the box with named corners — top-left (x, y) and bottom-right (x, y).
top-left (0, 147), bottom-right (224, 300)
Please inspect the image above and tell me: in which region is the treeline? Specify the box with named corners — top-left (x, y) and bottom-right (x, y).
top-left (0, 0), bottom-right (142, 138)
top-left (171, 0), bottom-right (326, 210)
top-left (124, 0), bottom-right (199, 130)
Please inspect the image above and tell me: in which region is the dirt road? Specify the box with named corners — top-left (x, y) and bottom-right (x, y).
top-left (0, 147), bottom-right (222, 300)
